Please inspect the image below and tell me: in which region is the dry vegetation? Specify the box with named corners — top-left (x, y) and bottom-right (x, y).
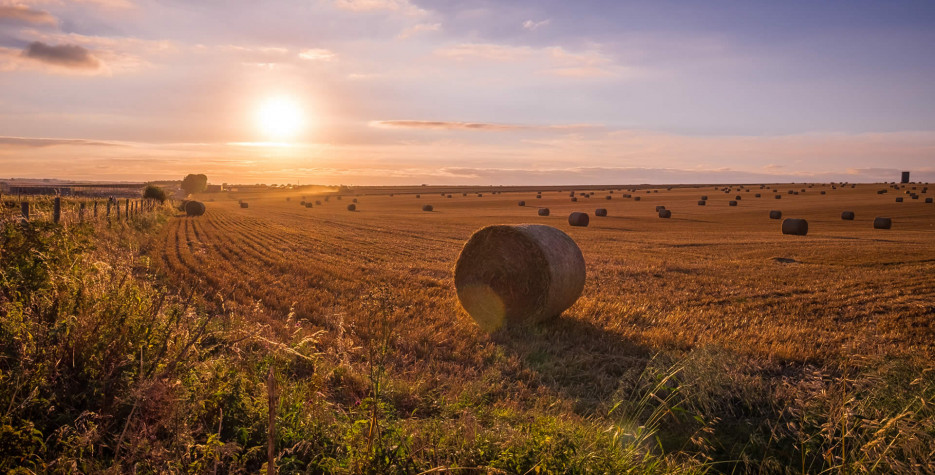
top-left (2, 183), bottom-right (933, 472)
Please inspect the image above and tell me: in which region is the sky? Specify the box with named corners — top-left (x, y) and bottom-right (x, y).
top-left (1, 0), bottom-right (934, 185)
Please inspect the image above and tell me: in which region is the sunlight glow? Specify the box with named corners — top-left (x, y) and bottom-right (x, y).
top-left (256, 96), bottom-right (304, 140)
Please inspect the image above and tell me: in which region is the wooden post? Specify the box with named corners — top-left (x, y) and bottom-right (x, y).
top-left (94, 201), bottom-right (98, 218)
top-left (20, 201), bottom-right (29, 223)
top-left (125, 199), bottom-right (129, 218)
top-left (53, 197), bottom-right (61, 224)
top-left (267, 368), bottom-right (277, 475)
top-left (107, 200), bottom-right (112, 217)
top-left (79, 202), bottom-right (86, 222)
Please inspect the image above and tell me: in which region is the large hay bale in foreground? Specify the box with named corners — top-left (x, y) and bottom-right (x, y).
top-left (769, 210), bottom-right (782, 219)
top-left (594, 208), bottom-right (607, 217)
top-left (841, 211), bottom-right (855, 220)
top-left (568, 212), bottom-right (589, 227)
top-left (422, 204), bottom-right (434, 212)
top-left (781, 218), bottom-right (808, 236)
top-left (873, 217), bottom-right (892, 229)
top-left (185, 200), bottom-right (206, 217)
top-left (454, 224), bottom-right (586, 330)
top-left (538, 208), bottom-right (550, 216)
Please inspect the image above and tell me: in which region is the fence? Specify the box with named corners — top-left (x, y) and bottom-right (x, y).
top-left (1, 194), bottom-right (167, 226)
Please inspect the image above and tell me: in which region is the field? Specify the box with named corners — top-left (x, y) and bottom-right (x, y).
top-left (2, 183), bottom-right (934, 472)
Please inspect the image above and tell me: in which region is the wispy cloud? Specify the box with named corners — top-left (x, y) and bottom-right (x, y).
top-left (21, 41), bottom-right (101, 69)
top-left (298, 48), bottom-right (337, 61)
top-left (370, 120), bottom-right (602, 132)
top-left (522, 19), bottom-right (550, 31)
top-left (333, 0), bottom-right (425, 16)
top-left (0, 136), bottom-right (120, 147)
top-left (397, 22), bottom-right (440, 39)
top-left (0, 5), bottom-right (57, 25)
top-left (435, 42), bottom-right (624, 78)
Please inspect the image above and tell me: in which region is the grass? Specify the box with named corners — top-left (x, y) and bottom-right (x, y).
top-left (1, 182), bottom-right (933, 472)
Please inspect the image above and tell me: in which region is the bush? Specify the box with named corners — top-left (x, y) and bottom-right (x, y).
top-left (143, 185), bottom-right (167, 203)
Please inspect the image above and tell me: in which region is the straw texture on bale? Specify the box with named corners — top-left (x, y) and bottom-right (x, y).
top-left (568, 212), bottom-right (589, 227)
top-left (841, 211), bottom-right (855, 220)
top-left (185, 201), bottom-right (206, 217)
top-left (781, 218), bottom-right (808, 236)
top-left (347, 204), bottom-right (356, 211)
top-left (422, 204), bottom-right (434, 212)
top-left (658, 209), bottom-right (671, 218)
top-left (454, 224), bottom-right (586, 330)
top-left (769, 210), bottom-right (782, 219)
top-left (873, 217), bottom-right (892, 229)
top-left (594, 208), bottom-right (607, 217)
top-left (538, 208), bottom-right (550, 216)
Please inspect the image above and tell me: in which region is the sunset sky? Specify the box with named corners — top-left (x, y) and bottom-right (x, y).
top-left (1, 0), bottom-right (934, 185)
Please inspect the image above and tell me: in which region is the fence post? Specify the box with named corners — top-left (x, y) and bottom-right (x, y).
top-left (94, 201), bottom-right (99, 218)
top-left (21, 201), bottom-right (29, 223)
top-left (107, 200), bottom-right (112, 217)
top-left (53, 197), bottom-right (61, 224)
top-left (125, 199), bottom-right (129, 219)
top-left (79, 202), bottom-right (86, 222)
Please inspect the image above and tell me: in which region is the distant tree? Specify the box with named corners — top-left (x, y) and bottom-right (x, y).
top-left (142, 185), bottom-right (167, 203)
top-left (181, 174), bottom-right (208, 195)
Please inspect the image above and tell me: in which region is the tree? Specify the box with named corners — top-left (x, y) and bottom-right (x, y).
top-left (142, 184), bottom-right (167, 203)
top-left (181, 174), bottom-right (208, 195)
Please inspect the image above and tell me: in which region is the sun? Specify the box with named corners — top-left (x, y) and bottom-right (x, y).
top-left (256, 96), bottom-right (304, 140)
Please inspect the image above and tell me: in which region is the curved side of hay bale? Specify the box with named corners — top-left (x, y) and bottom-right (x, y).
top-left (422, 204), bottom-right (434, 212)
top-left (658, 209), bottom-right (672, 218)
top-left (184, 200), bottom-right (206, 217)
top-left (769, 210), bottom-right (782, 219)
top-left (537, 208), bottom-right (550, 216)
top-left (781, 218), bottom-right (808, 236)
top-left (594, 208), bottom-right (608, 217)
top-left (347, 204), bottom-right (356, 211)
top-left (454, 224), bottom-right (586, 330)
top-left (841, 211), bottom-right (855, 220)
top-left (873, 217), bottom-right (892, 229)
top-left (568, 212), bottom-right (589, 227)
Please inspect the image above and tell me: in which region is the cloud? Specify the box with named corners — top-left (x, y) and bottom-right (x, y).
top-left (298, 48), bottom-right (337, 61)
top-left (0, 136), bottom-right (120, 148)
top-left (333, 0), bottom-right (425, 16)
top-left (522, 19), bottom-right (550, 31)
top-left (435, 43), bottom-right (531, 62)
top-left (435, 42), bottom-right (624, 78)
top-left (397, 22), bottom-right (441, 39)
top-left (370, 120), bottom-right (602, 132)
top-left (0, 5), bottom-right (57, 25)
top-left (21, 41), bottom-right (100, 69)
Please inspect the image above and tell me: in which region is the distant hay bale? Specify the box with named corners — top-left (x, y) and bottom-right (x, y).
top-left (700, 195), bottom-right (708, 200)
top-left (185, 200), bottom-right (206, 217)
top-left (658, 209), bottom-right (671, 218)
top-left (538, 208), bottom-right (550, 216)
top-left (729, 201), bottom-right (738, 206)
top-left (463, 193), bottom-right (468, 197)
top-left (594, 208), bottom-right (607, 217)
top-left (655, 205), bottom-right (666, 211)
top-left (316, 200), bottom-right (322, 205)
top-left (347, 204), bottom-right (356, 211)
top-left (769, 210), bottom-right (782, 219)
top-left (605, 195), bottom-right (612, 200)
top-left (568, 212), bottom-right (589, 227)
top-left (735, 195), bottom-right (742, 200)
top-left (570, 197), bottom-right (578, 202)
top-left (633, 196), bottom-right (641, 201)
top-left (698, 200), bottom-right (706, 206)
top-left (416, 194), bottom-right (421, 198)
top-left (447, 194), bottom-right (453, 198)
top-left (337, 196), bottom-right (342, 200)
top-left (240, 202), bottom-right (249, 208)
top-left (518, 201), bottom-right (526, 206)
top-left (286, 197), bottom-right (291, 201)
top-left (755, 193), bottom-right (761, 198)
top-left (781, 218), bottom-right (808, 236)
top-left (877, 190), bottom-right (886, 194)
top-left (478, 194), bottom-right (483, 197)
top-left (300, 200), bottom-right (306, 205)
top-left (841, 211), bottom-right (855, 220)
top-left (422, 204), bottom-right (434, 212)
top-left (820, 191), bottom-right (826, 195)
top-left (926, 197), bottom-right (933, 203)
top-left (305, 203), bottom-right (313, 208)
top-left (352, 198), bottom-right (358, 203)
top-left (873, 217), bottom-right (892, 229)
top-left (537, 195), bottom-right (542, 199)
top-left (895, 197), bottom-right (903, 202)
top-left (775, 195), bottom-right (782, 199)
top-left (454, 224), bottom-right (586, 330)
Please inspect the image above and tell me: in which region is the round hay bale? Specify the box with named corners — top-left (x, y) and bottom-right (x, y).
top-left (820, 191), bottom-right (826, 195)
top-left (655, 205), bottom-right (666, 212)
top-left (700, 195), bottom-right (708, 200)
top-left (337, 196), bottom-right (343, 200)
top-left (755, 193), bottom-right (762, 198)
top-left (895, 197), bottom-right (903, 202)
top-left (633, 196), bottom-right (641, 201)
top-left (518, 201), bottom-right (526, 206)
top-left (286, 197), bottom-right (291, 201)
top-left (447, 194), bottom-right (453, 198)
top-left (594, 208), bottom-right (607, 217)
top-left (735, 195), bottom-right (742, 200)
top-left (300, 200), bottom-right (306, 205)
top-left (352, 198), bottom-right (358, 203)
top-left (926, 197), bottom-right (933, 203)
top-left (463, 193), bottom-right (468, 197)
top-left (185, 200), bottom-right (206, 217)
top-left (422, 204), bottom-right (434, 212)
top-left (315, 200), bottom-right (322, 205)
top-left (538, 208), bottom-right (550, 216)
top-left (570, 197), bottom-right (578, 202)
top-left (698, 200), bottom-right (706, 206)
top-left (416, 194), bottom-right (421, 198)
top-left (841, 211), bottom-right (855, 220)
top-left (775, 195), bottom-right (782, 199)
top-left (769, 210), bottom-right (782, 219)
top-left (536, 195), bottom-right (542, 199)
top-left (658, 209), bottom-right (672, 218)
top-left (454, 224), bottom-right (585, 330)
top-left (873, 217), bottom-right (892, 229)
top-left (605, 195), bottom-right (612, 200)
top-left (729, 201), bottom-right (738, 206)
top-left (568, 212), bottom-right (589, 227)
top-left (305, 203), bottom-right (313, 208)
top-left (347, 203), bottom-right (356, 211)
top-left (240, 202), bottom-right (249, 208)
top-left (781, 218), bottom-right (808, 236)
